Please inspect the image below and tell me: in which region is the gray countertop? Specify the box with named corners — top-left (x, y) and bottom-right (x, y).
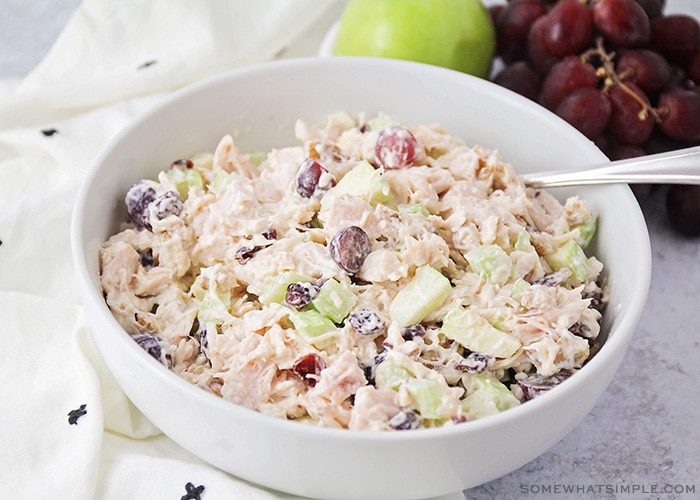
top-left (3, 1), bottom-right (698, 499)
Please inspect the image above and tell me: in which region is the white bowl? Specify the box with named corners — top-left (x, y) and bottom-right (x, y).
top-left (71, 57), bottom-right (651, 500)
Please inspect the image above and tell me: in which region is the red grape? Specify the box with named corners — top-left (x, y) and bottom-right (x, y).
top-left (375, 125), bottom-right (419, 169)
top-left (666, 185), bottom-right (700, 236)
top-left (645, 132), bottom-right (687, 155)
top-left (295, 158), bottom-right (334, 197)
top-left (539, 56), bottom-right (598, 111)
top-left (650, 15), bottom-right (700, 63)
top-left (493, 61), bottom-right (543, 101)
top-left (604, 141), bottom-right (646, 161)
top-left (616, 49), bottom-right (673, 97)
top-left (542, 0), bottom-right (594, 57)
top-left (329, 226), bottom-right (371, 274)
top-left (555, 87), bottom-right (612, 140)
top-left (488, 4), bottom-right (504, 28)
top-left (606, 82), bottom-right (655, 146)
top-left (527, 15), bottom-right (561, 74)
top-left (593, 0), bottom-right (651, 48)
top-left (487, 0), bottom-right (700, 237)
top-left (657, 89), bottom-right (700, 142)
top-left (664, 64), bottom-right (693, 92)
top-left (634, 0), bottom-right (665, 20)
top-left (686, 50), bottom-right (700, 84)
top-left (495, 0), bottom-right (547, 63)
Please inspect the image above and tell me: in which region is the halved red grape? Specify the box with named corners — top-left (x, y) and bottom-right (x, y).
top-left (329, 225), bottom-right (371, 274)
top-left (375, 125), bottom-right (419, 169)
top-left (594, 0), bottom-right (651, 48)
top-left (294, 158), bottom-right (335, 197)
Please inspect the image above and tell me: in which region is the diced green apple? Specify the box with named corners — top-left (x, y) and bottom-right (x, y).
top-left (310, 278), bottom-right (357, 323)
top-left (197, 290), bottom-right (231, 325)
top-left (332, 160), bottom-right (393, 205)
top-left (514, 230), bottom-right (536, 253)
top-left (398, 203), bottom-right (430, 217)
top-left (405, 378), bottom-right (450, 419)
top-left (389, 265), bottom-right (452, 326)
top-left (546, 239), bottom-right (590, 282)
top-left (167, 166), bottom-right (203, 200)
top-left (574, 214), bottom-right (598, 249)
top-left (289, 309), bottom-right (337, 348)
top-left (440, 306), bottom-right (520, 358)
top-left (462, 374), bottom-right (520, 419)
top-left (211, 169), bottom-right (232, 193)
top-left (465, 244), bottom-right (512, 285)
top-left (259, 272), bottom-right (314, 305)
top-left (509, 277), bottom-right (530, 300)
top-left (374, 360), bottom-right (414, 390)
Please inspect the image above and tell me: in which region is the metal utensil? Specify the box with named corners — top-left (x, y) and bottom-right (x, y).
top-left (523, 145), bottom-right (700, 188)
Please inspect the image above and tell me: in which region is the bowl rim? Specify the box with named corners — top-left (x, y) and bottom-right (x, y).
top-left (71, 56), bottom-right (652, 443)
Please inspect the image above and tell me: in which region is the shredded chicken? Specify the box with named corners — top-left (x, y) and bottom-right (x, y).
top-left (99, 112), bottom-right (607, 430)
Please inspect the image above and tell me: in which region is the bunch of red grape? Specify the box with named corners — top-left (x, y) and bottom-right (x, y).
top-left (489, 0), bottom-right (700, 236)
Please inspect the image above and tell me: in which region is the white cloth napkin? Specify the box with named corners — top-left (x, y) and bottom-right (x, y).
top-left (0, 1), bottom-right (465, 499)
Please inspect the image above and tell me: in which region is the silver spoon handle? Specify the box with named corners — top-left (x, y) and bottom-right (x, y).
top-left (522, 145), bottom-right (700, 188)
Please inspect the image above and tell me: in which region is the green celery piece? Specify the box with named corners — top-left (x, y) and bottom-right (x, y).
top-left (310, 278), bottom-right (357, 323)
top-left (289, 309), bottom-right (337, 348)
top-left (327, 111), bottom-right (357, 131)
top-left (190, 275), bottom-right (206, 301)
top-left (462, 374), bottom-right (520, 419)
top-left (441, 306), bottom-right (521, 358)
top-left (198, 290), bottom-right (231, 325)
top-left (465, 244), bottom-right (512, 285)
top-left (211, 169), bottom-right (232, 194)
top-left (374, 360), bottom-right (414, 391)
top-left (389, 265), bottom-right (452, 326)
top-left (405, 378), bottom-right (450, 420)
top-left (574, 214), bottom-right (598, 249)
top-left (259, 272), bottom-right (314, 305)
top-left (514, 230), bottom-right (536, 253)
top-left (368, 112), bottom-right (399, 131)
top-left (248, 151), bottom-right (267, 166)
top-left (332, 160), bottom-right (393, 205)
top-left (167, 166), bottom-right (203, 200)
top-left (398, 203), bottom-right (430, 217)
top-left (509, 277), bottom-right (530, 300)
top-left (546, 239), bottom-right (590, 282)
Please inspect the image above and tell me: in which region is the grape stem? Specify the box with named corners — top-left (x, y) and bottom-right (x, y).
top-left (581, 37), bottom-right (665, 122)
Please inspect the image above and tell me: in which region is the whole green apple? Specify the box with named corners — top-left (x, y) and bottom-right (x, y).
top-left (332, 0), bottom-right (496, 78)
